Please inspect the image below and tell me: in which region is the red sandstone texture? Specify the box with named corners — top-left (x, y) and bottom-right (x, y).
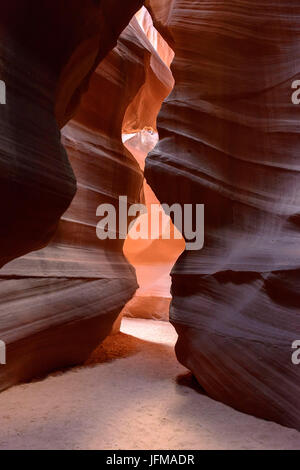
top-left (145, 0), bottom-right (300, 429)
top-left (0, 2), bottom-right (147, 390)
top-left (0, 0), bottom-right (145, 268)
top-left (0, 0), bottom-right (299, 434)
top-left (122, 8), bottom-right (184, 322)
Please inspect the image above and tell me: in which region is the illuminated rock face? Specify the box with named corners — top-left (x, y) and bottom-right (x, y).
top-left (0, 2), bottom-right (147, 390)
top-left (123, 132), bottom-right (185, 322)
top-left (0, 0), bottom-right (299, 432)
top-left (0, 0), bottom-right (144, 267)
top-left (122, 8), bottom-right (184, 322)
top-left (145, 0), bottom-right (300, 429)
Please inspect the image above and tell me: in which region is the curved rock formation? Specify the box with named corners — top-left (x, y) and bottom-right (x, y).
top-left (0, 0), bottom-right (144, 267)
top-left (0, 4), bottom-right (154, 389)
top-left (122, 8), bottom-right (184, 322)
top-left (123, 131), bottom-right (185, 322)
top-left (145, 0), bottom-right (300, 429)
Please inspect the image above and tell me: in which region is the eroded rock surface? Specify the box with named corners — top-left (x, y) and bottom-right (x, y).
top-left (0, 0), bottom-right (144, 267)
top-left (122, 8), bottom-right (184, 322)
top-left (0, 3), bottom-right (150, 389)
top-left (145, 0), bottom-right (300, 429)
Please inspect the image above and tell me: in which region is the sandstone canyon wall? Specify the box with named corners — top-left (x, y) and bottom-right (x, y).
top-left (0, 0), bottom-right (144, 267)
top-left (122, 8), bottom-right (185, 322)
top-left (0, 0), bottom-right (299, 433)
top-left (0, 2), bottom-right (152, 390)
top-left (145, 0), bottom-right (300, 429)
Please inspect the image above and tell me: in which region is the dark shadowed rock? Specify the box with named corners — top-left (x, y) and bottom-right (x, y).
top-left (145, 0), bottom-right (300, 430)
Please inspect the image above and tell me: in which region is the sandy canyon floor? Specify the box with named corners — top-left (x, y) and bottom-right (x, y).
top-left (0, 318), bottom-right (299, 450)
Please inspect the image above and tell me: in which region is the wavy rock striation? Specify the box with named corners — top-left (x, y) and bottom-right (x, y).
top-left (0, 4), bottom-right (153, 390)
top-left (122, 7), bottom-right (184, 322)
top-left (0, 0), bottom-right (144, 267)
top-left (145, 0), bottom-right (300, 429)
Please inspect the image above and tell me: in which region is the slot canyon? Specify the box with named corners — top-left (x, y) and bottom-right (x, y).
top-left (0, 0), bottom-right (299, 450)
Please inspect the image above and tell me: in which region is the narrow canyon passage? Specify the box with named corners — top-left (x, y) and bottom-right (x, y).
top-left (1, 1), bottom-right (300, 448)
top-left (122, 129), bottom-right (185, 322)
top-left (121, 7), bottom-right (184, 323)
top-left (0, 317), bottom-right (299, 450)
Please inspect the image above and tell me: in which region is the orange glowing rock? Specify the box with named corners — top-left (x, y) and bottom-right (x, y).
top-left (122, 8), bottom-right (184, 321)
